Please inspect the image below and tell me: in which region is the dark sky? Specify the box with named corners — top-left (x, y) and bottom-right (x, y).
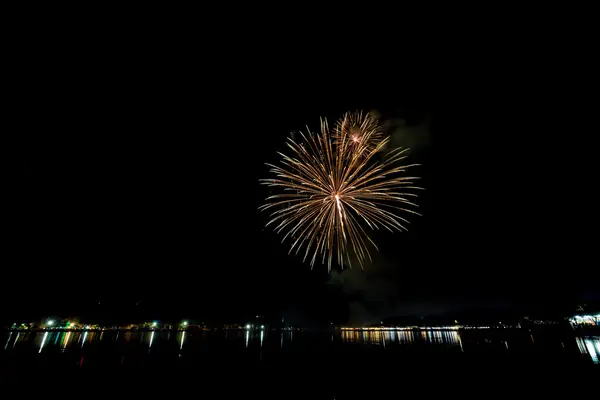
top-left (5, 28), bottom-right (598, 325)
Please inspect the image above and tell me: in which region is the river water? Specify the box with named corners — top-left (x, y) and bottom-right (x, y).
top-left (1, 329), bottom-right (597, 395)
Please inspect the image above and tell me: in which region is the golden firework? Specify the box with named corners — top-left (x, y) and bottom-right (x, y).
top-left (332, 111), bottom-right (384, 155)
top-left (260, 114), bottom-right (421, 270)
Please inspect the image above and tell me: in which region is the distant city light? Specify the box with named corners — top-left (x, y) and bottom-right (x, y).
top-left (246, 324), bottom-right (251, 329)
top-left (261, 325), bottom-right (264, 329)
top-left (70, 322), bottom-right (76, 327)
top-left (182, 321), bottom-right (188, 326)
top-left (152, 321), bottom-right (157, 327)
top-left (47, 320), bottom-right (54, 326)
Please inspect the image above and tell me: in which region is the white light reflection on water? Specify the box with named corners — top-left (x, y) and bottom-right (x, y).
top-left (245, 330), bottom-right (249, 348)
top-left (149, 331), bottom-right (155, 350)
top-left (39, 332), bottom-right (49, 353)
top-left (4, 332), bottom-right (12, 350)
top-left (13, 332), bottom-right (20, 348)
top-left (260, 330), bottom-right (264, 347)
top-left (81, 331), bottom-right (88, 348)
top-left (180, 332), bottom-right (185, 350)
top-left (576, 337), bottom-right (599, 364)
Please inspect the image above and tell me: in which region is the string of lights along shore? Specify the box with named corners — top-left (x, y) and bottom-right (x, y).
top-left (260, 111), bottom-right (422, 270)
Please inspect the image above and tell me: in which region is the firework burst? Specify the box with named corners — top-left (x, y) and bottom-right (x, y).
top-left (260, 114), bottom-right (421, 270)
top-left (332, 111), bottom-right (384, 155)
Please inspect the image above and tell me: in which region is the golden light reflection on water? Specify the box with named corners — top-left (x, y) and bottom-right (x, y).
top-left (342, 329), bottom-right (460, 346)
top-left (62, 331), bottom-right (73, 349)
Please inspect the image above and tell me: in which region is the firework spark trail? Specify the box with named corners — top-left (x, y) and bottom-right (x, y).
top-left (260, 112), bottom-right (422, 270)
top-left (333, 111), bottom-right (384, 154)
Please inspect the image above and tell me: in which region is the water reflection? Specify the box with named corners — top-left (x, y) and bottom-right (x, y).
top-left (4, 332), bottom-right (12, 350)
top-left (576, 337), bottom-right (600, 364)
top-left (179, 331), bottom-right (186, 350)
top-left (4, 330), bottom-right (600, 366)
top-left (342, 328), bottom-right (461, 346)
top-left (13, 332), bottom-right (21, 348)
top-left (149, 331), bottom-right (155, 350)
top-left (62, 331), bottom-right (73, 350)
top-left (39, 332), bottom-right (49, 353)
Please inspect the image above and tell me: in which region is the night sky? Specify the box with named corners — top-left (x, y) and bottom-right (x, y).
top-left (5, 32), bottom-right (598, 326)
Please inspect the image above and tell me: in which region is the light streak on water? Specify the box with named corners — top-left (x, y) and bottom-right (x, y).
top-left (13, 333), bottom-right (20, 348)
top-left (62, 332), bottom-right (72, 349)
top-left (81, 331), bottom-right (88, 348)
top-left (342, 328), bottom-right (461, 347)
top-left (245, 330), bottom-right (249, 348)
top-left (260, 331), bottom-right (264, 347)
top-left (149, 331), bottom-right (155, 349)
top-left (180, 332), bottom-right (185, 350)
top-left (576, 337), bottom-right (599, 364)
top-left (39, 332), bottom-right (49, 353)
top-left (4, 332), bottom-right (12, 350)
